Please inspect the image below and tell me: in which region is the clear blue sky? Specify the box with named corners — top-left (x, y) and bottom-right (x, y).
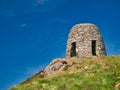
top-left (0, 0), bottom-right (120, 89)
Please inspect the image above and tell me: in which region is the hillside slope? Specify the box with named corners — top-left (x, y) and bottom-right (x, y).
top-left (10, 56), bottom-right (120, 90)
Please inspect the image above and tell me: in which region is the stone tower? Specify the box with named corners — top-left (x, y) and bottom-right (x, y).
top-left (66, 23), bottom-right (106, 58)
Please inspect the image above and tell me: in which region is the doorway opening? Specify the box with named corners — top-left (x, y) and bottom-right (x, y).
top-left (70, 42), bottom-right (76, 57)
top-left (92, 40), bottom-right (96, 55)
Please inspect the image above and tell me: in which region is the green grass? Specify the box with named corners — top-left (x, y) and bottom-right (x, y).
top-left (10, 56), bottom-right (120, 90)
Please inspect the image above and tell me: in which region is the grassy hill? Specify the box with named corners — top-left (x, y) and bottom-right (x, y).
top-left (10, 56), bottom-right (120, 90)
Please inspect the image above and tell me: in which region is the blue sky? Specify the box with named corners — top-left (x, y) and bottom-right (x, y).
top-left (0, 0), bottom-right (120, 89)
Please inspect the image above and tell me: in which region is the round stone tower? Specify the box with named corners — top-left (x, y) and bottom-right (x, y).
top-left (66, 23), bottom-right (106, 58)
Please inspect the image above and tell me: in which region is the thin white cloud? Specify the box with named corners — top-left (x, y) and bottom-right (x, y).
top-left (50, 18), bottom-right (71, 24)
top-left (20, 24), bottom-right (27, 27)
top-left (36, 0), bottom-right (48, 5)
top-left (32, 0), bottom-right (67, 13)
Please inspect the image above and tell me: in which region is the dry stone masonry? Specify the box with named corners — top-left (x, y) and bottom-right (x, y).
top-left (66, 23), bottom-right (106, 58)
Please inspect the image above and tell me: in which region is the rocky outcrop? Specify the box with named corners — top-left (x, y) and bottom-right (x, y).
top-left (44, 58), bottom-right (67, 75)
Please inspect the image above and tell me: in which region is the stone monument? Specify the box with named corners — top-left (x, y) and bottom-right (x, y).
top-left (66, 23), bottom-right (106, 58)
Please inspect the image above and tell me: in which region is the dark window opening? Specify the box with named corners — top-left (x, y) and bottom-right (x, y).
top-left (92, 40), bottom-right (96, 55)
top-left (70, 42), bottom-right (76, 57)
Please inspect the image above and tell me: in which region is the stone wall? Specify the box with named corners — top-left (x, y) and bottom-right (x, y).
top-left (66, 23), bottom-right (106, 58)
